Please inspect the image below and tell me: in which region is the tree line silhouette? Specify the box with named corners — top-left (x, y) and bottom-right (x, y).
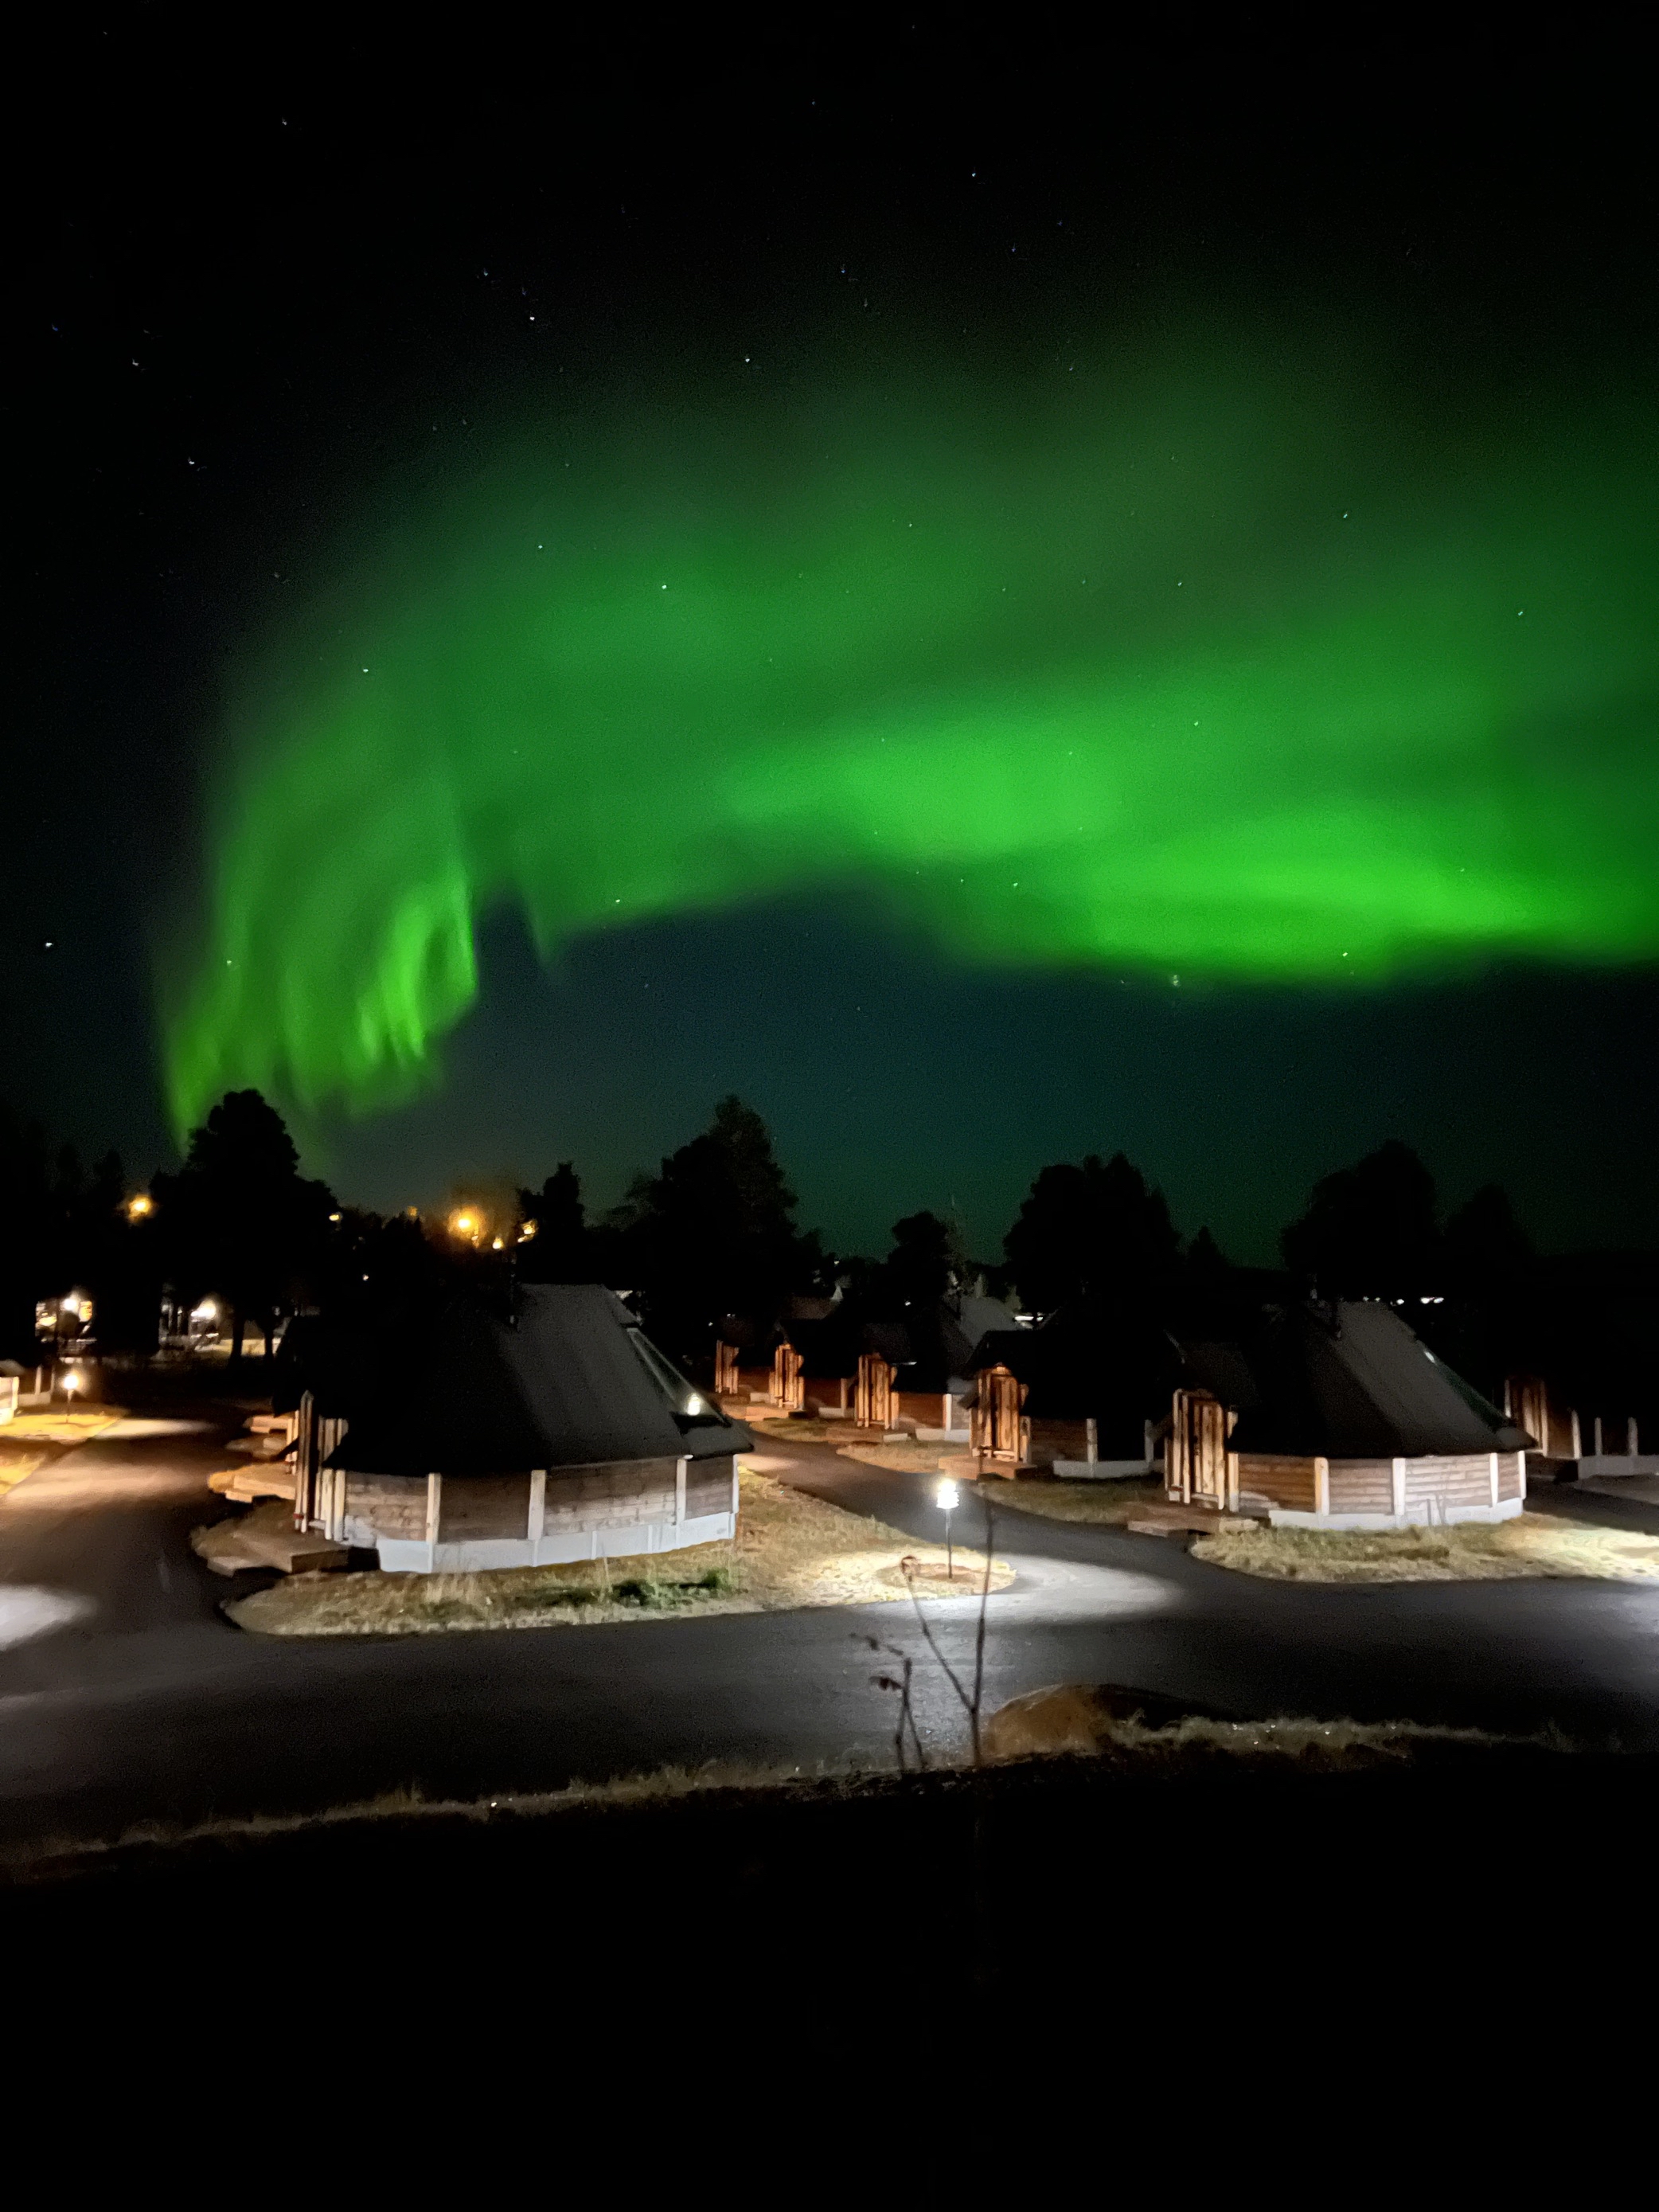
top-left (1, 1089), bottom-right (1653, 1421)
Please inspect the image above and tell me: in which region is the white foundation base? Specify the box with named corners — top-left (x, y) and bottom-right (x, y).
top-left (1268, 1498), bottom-right (1524, 1531)
top-left (373, 1510), bottom-right (736, 1576)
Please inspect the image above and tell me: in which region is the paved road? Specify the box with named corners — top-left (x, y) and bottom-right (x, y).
top-left (1, 1414), bottom-right (1657, 1850)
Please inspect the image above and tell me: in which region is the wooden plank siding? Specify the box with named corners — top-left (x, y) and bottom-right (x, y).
top-left (1026, 1417), bottom-right (1093, 1470)
top-left (540, 1459), bottom-right (680, 1530)
top-left (1325, 1459), bottom-right (1395, 1515)
top-left (1234, 1455), bottom-right (1320, 1512)
top-left (439, 1475), bottom-right (533, 1542)
top-left (896, 1391), bottom-right (958, 1431)
top-left (1234, 1450), bottom-right (1524, 1516)
top-left (685, 1456), bottom-right (736, 1520)
top-left (342, 1471), bottom-right (428, 1540)
top-left (1403, 1454), bottom-right (1499, 1508)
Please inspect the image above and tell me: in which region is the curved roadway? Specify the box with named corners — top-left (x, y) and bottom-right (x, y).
top-left (1, 1412), bottom-right (1657, 1850)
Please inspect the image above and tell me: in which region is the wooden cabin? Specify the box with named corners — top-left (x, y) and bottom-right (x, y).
top-left (964, 1311), bottom-right (1177, 1475)
top-left (285, 1284), bottom-right (753, 1573)
top-left (1171, 1300), bottom-right (1530, 1527)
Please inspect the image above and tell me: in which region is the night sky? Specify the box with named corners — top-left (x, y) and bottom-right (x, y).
top-left (9, 15), bottom-right (1657, 1263)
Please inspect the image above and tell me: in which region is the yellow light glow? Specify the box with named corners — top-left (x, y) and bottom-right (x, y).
top-left (329, 1211), bottom-right (342, 1223)
top-left (491, 1237), bottom-right (505, 1250)
top-left (126, 1194), bottom-right (154, 1221)
top-left (936, 1478), bottom-right (960, 1510)
top-left (450, 1210), bottom-right (478, 1239)
top-left (518, 1219), bottom-right (538, 1241)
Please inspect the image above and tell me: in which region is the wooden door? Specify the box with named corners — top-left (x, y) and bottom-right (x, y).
top-left (855, 1353), bottom-right (895, 1428)
top-left (973, 1366), bottom-right (1026, 1463)
top-left (774, 1343), bottom-right (805, 1413)
top-left (1168, 1389), bottom-right (1231, 1507)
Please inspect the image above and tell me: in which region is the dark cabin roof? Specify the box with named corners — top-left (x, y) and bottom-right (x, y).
top-left (967, 1307), bottom-right (1184, 1448)
top-left (292, 1284), bottom-right (750, 1477)
top-left (1221, 1300), bottom-right (1530, 1458)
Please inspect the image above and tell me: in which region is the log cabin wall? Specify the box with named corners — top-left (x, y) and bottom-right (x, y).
top-left (1403, 1453), bottom-right (1505, 1510)
top-left (1025, 1417), bottom-right (1093, 1471)
top-left (1235, 1449), bottom-right (1525, 1519)
top-left (539, 1457), bottom-right (680, 1531)
top-left (1325, 1460), bottom-right (1395, 1516)
top-left (804, 1375), bottom-right (851, 1414)
top-left (896, 1391), bottom-right (959, 1431)
top-left (685, 1456), bottom-right (736, 1519)
top-left (439, 1475), bottom-right (535, 1542)
top-left (713, 1342), bottom-right (740, 1396)
top-left (340, 1454), bottom-right (718, 1554)
top-left (341, 1471), bottom-right (429, 1543)
top-left (1234, 1454), bottom-right (1320, 1512)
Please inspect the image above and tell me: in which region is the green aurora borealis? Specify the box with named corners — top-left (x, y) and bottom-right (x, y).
top-left (165, 344), bottom-right (1659, 1137)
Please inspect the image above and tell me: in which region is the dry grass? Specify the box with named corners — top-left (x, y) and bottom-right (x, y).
top-left (0, 1406), bottom-right (127, 1500)
top-left (982, 1682), bottom-right (1519, 1764)
top-left (0, 1445), bottom-right (49, 1500)
top-left (746, 1413), bottom-right (873, 1444)
top-left (225, 1465), bottom-right (1012, 1637)
top-left (837, 1447), bottom-right (1165, 1528)
top-left (838, 1441), bottom-right (980, 1477)
top-left (1190, 1514), bottom-right (1659, 1584)
top-left (2, 1406), bottom-right (127, 1444)
top-left (970, 1475), bottom-right (1165, 1526)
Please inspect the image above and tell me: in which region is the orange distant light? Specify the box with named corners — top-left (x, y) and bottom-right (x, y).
top-left (450, 1210), bottom-right (479, 1240)
top-left (126, 1194), bottom-right (154, 1221)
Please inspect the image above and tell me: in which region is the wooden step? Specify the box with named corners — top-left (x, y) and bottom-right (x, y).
top-left (1127, 1504), bottom-right (1261, 1538)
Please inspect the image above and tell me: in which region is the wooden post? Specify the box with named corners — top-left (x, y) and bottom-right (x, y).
top-left (1314, 1456), bottom-right (1330, 1518)
top-left (675, 1456), bottom-right (687, 1527)
top-left (425, 1472), bottom-right (442, 1557)
top-left (1392, 1456), bottom-right (1406, 1519)
top-left (529, 1468), bottom-right (546, 1543)
top-left (1489, 1452), bottom-right (1499, 1507)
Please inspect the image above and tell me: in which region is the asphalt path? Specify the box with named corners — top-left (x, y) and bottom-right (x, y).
top-left (1, 1412), bottom-right (1657, 1850)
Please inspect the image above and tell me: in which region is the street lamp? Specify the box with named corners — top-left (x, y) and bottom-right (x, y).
top-left (936, 1476), bottom-right (960, 1581)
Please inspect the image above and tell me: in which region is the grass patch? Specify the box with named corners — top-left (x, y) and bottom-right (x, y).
top-left (0, 1444), bottom-right (50, 1501)
top-left (838, 1441), bottom-right (980, 1476)
top-left (1191, 1513), bottom-right (1659, 1583)
top-left (0, 1406), bottom-right (128, 1500)
top-left (837, 1449), bottom-right (1165, 1528)
top-left (224, 1466), bottom-right (1011, 1636)
top-left (964, 1475), bottom-right (1165, 1526)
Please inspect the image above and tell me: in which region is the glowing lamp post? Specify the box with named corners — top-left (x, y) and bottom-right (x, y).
top-left (936, 1476), bottom-right (959, 1580)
